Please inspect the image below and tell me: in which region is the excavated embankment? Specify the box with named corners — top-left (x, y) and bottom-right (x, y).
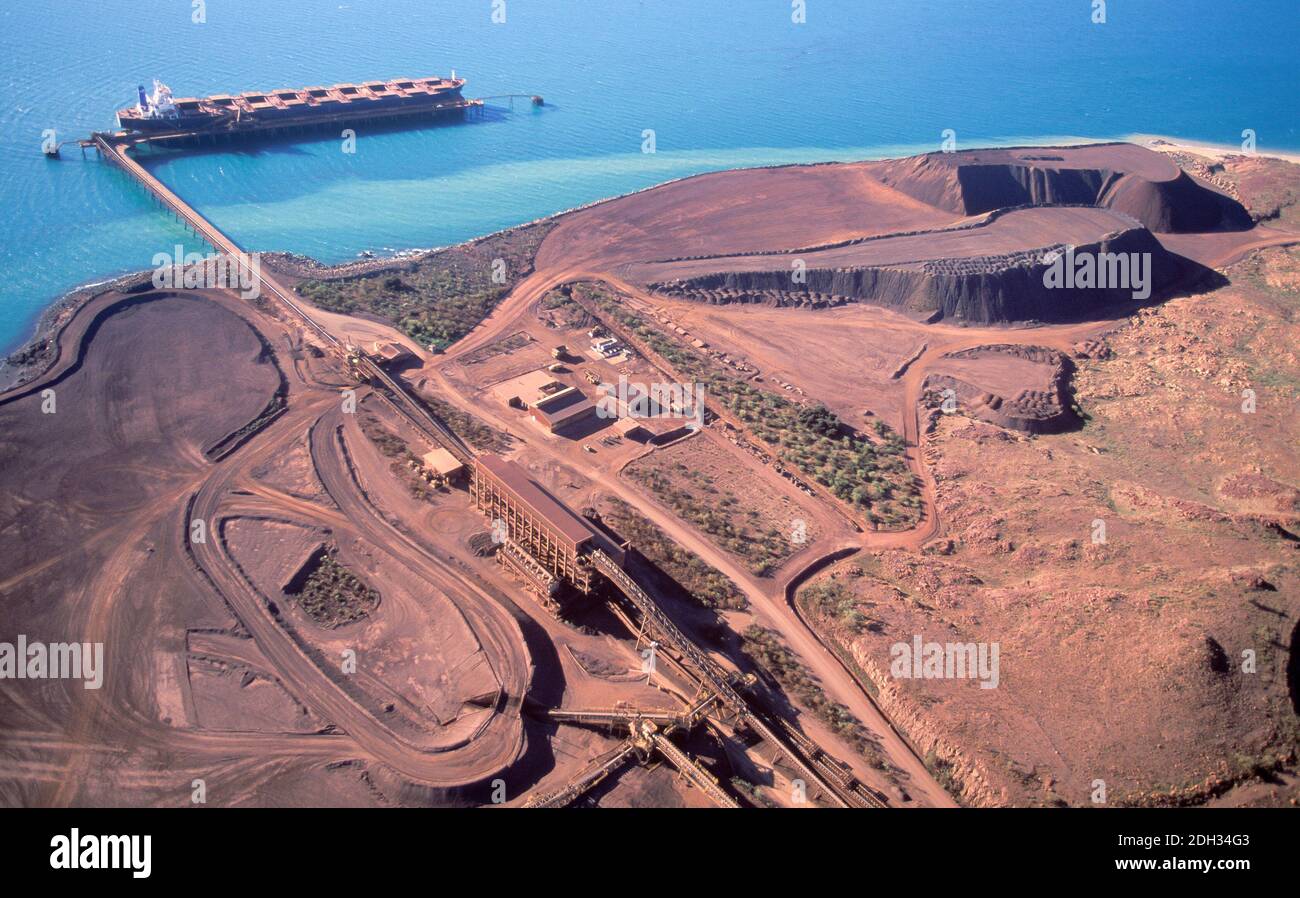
top-left (651, 226), bottom-right (1188, 324)
top-left (873, 145), bottom-right (1252, 233)
top-left (923, 344), bottom-right (1080, 435)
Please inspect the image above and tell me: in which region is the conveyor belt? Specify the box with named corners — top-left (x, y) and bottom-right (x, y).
top-left (589, 549), bottom-right (852, 808)
top-left (650, 732), bottom-right (739, 809)
top-left (521, 740), bottom-right (638, 808)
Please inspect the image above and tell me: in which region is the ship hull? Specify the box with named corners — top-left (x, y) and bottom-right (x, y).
top-left (117, 112), bottom-right (225, 133)
top-left (116, 77), bottom-right (468, 140)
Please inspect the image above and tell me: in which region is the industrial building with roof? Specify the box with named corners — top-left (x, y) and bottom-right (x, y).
top-left (368, 340), bottom-right (415, 365)
top-left (492, 369), bottom-right (600, 435)
top-left (470, 455), bottom-right (623, 597)
top-left (528, 386), bottom-right (598, 434)
top-left (420, 446), bottom-right (465, 480)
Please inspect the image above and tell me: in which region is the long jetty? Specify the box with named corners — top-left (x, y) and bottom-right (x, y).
top-left (93, 129), bottom-right (887, 812)
top-left (92, 132), bottom-right (472, 462)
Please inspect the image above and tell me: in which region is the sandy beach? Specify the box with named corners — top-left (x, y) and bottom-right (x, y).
top-left (1129, 132), bottom-right (1300, 165)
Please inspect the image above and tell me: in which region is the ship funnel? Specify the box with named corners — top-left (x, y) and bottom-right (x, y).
top-left (137, 85), bottom-right (149, 110)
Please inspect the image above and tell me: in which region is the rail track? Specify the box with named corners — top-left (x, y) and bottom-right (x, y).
top-left (94, 133), bottom-right (891, 809)
top-left (590, 550), bottom-right (883, 808)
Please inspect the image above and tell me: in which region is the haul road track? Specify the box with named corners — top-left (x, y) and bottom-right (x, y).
top-left (0, 280), bottom-right (533, 805)
top-left (83, 134), bottom-right (910, 807)
top-left (24, 138), bottom-right (1276, 808)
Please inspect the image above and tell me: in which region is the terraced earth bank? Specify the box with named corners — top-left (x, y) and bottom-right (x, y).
top-left (545, 143), bottom-right (1250, 324)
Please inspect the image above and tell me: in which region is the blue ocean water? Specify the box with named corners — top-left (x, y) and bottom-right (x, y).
top-left (0, 0), bottom-right (1296, 353)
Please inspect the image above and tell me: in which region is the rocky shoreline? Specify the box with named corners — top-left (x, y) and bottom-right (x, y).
top-left (1, 268), bottom-right (159, 392)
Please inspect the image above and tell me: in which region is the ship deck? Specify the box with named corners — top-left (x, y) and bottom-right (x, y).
top-left (106, 101), bottom-right (482, 149)
top-left (114, 76), bottom-right (476, 145)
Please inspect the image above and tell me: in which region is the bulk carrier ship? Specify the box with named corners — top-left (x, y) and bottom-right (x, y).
top-left (116, 75), bottom-right (475, 139)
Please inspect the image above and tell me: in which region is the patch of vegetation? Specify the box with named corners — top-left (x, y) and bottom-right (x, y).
top-left (540, 289), bottom-right (575, 310)
top-left (923, 748), bottom-right (960, 794)
top-left (538, 287), bottom-right (595, 330)
top-left (358, 413), bottom-right (411, 459)
top-left (579, 283), bottom-right (921, 527)
top-left (289, 552), bottom-right (380, 628)
top-left (296, 222), bottom-right (552, 352)
top-left (602, 497), bottom-right (747, 610)
top-left (796, 588), bottom-right (883, 700)
top-left (627, 461), bottom-right (792, 576)
top-left (1118, 746), bottom-right (1293, 808)
top-left (742, 624), bottom-right (882, 765)
top-left (802, 580), bottom-right (882, 635)
top-left (1248, 360), bottom-right (1300, 400)
top-left (1220, 160), bottom-right (1300, 230)
top-left (357, 413), bottom-right (440, 501)
top-left (412, 391), bottom-right (513, 453)
top-left (729, 777), bottom-right (778, 808)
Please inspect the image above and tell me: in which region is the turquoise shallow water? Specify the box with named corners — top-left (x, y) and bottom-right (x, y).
top-left (0, 0), bottom-right (1296, 353)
